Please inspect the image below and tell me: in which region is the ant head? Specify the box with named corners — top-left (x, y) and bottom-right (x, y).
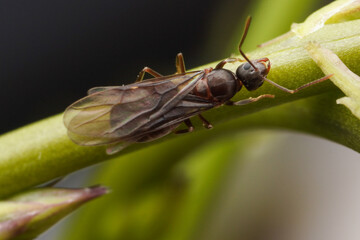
top-left (236, 59), bottom-right (270, 91)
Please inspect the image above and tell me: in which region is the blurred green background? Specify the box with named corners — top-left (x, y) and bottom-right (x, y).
top-left (3, 0), bottom-right (359, 239)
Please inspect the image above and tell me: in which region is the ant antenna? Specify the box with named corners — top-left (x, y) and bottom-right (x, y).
top-left (238, 16), bottom-right (258, 71)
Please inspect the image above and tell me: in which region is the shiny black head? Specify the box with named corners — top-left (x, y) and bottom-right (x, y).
top-left (236, 60), bottom-right (270, 91)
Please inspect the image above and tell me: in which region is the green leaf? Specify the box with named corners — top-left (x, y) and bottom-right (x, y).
top-left (292, 0), bottom-right (360, 37)
top-left (306, 41), bottom-right (360, 119)
top-left (0, 186), bottom-right (107, 240)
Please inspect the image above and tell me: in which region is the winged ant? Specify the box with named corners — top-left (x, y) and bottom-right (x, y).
top-left (64, 16), bottom-right (331, 154)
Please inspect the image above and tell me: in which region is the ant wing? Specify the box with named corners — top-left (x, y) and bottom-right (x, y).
top-left (103, 95), bottom-right (216, 154)
top-left (87, 86), bottom-right (118, 95)
top-left (136, 94), bottom-right (215, 134)
top-left (63, 71), bottom-right (203, 146)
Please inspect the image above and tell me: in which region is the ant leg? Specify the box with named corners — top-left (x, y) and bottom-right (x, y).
top-left (226, 94), bottom-right (275, 106)
top-left (215, 58), bottom-right (243, 69)
top-left (174, 119), bottom-right (194, 134)
top-left (176, 53), bottom-right (186, 74)
top-left (198, 114), bottom-right (213, 129)
top-left (263, 74), bottom-right (333, 94)
top-left (135, 67), bottom-right (163, 82)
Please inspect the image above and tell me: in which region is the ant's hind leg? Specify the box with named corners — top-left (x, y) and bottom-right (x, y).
top-left (174, 119), bottom-right (194, 134)
top-left (135, 67), bottom-right (163, 82)
top-left (226, 94), bottom-right (275, 106)
top-left (175, 53), bottom-right (186, 74)
top-left (198, 114), bottom-right (213, 129)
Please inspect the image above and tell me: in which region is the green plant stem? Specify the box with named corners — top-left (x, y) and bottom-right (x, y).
top-left (0, 19), bottom-right (359, 198)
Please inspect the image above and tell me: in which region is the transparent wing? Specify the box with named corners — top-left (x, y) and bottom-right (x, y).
top-left (63, 71), bottom-right (203, 145)
top-left (137, 95), bottom-right (215, 134)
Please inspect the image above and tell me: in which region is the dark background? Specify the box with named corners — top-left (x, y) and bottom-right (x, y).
top-left (1, 0), bottom-right (332, 134)
top-left (1, 0), bottom-right (250, 134)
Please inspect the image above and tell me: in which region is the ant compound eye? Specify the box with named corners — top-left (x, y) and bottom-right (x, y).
top-left (243, 62), bottom-right (251, 70)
